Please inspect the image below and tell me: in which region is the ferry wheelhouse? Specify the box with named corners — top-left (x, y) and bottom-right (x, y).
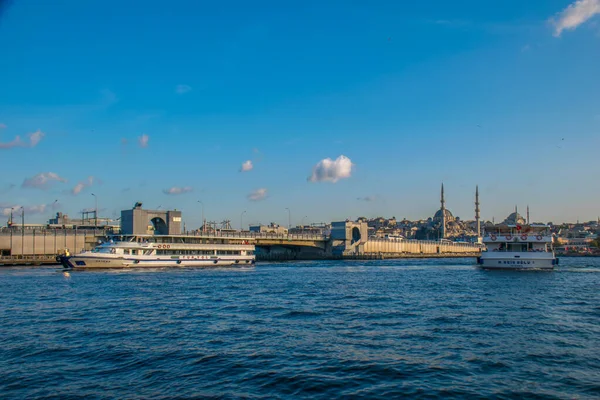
top-left (58, 234), bottom-right (255, 269)
top-left (477, 224), bottom-right (558, 269)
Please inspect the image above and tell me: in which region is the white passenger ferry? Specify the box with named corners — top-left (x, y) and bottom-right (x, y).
top-left (58, 234), bottom-right (255, 269)
top-left (477, 224), bottom-right (558, 270)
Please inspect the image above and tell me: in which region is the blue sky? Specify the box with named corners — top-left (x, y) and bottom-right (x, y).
top-left (1, 0), bottom-right (599, 227)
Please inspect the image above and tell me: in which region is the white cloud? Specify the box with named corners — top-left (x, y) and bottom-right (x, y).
top-left (240, 160), bottom-right (253, 172)
top-left (247, 188), bottom-right (268, 201)
top-left (72, 183), bottom-right (86, 195)
top-left (1, 201), bottom-right (61, 217)
top-left (138, 134), bottom-right (149, 148)
top-left (163, 186), bottom-right (193, 195)
top-left (0, 129), bottom-right (45, 150)
top-left (71, 176), bottom-right (95, 195)
top-left (28, 130), bottom-right (45, 147)
top-left (551, 0), bottom-right (600, 36)
top-left (308, 155), bottom-right (353, 183)
top-left (22, 172), bottom-right (67, 190)
top-left (0, 136), bottom-right (22, 149)
top-left (176, 84), bottom-right (192, 94)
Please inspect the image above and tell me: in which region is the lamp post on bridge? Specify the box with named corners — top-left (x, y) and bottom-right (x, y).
top-left (91, 193), bottom-right (98, 227)
top-left (240, 210), bottom-right (246, 232)
top-left (197, 201), bottom-right (205, 233)
top-left (45, 200), bottom-right (58, 257)
top-left (285, 208), bottom-right (291, 230)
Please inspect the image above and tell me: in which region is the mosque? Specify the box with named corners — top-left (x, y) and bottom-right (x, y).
top-left (429, 183), bottom-right (481, 240)
top-left (429, 183), bottom-right (531, 240)
top-left (372, 184), bottom-right (533, 241)
top-left (410, 184), bottom-right (480, 241)
top-left (501, 206), bottom-right (528, 225)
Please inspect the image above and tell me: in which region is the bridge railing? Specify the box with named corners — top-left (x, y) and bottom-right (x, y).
top-left (367, 238), bottom-right (482, 248)
top-left (0, 228), bottom-right (108, 236)
top-left (183, 231), bottom-right (330, 241)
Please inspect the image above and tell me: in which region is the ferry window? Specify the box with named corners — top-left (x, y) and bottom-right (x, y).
top-left (217, 250), bottom-right (240, 255)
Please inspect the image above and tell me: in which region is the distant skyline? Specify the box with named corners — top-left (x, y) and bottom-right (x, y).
top-left (1, 0), bottom-right (599, 227)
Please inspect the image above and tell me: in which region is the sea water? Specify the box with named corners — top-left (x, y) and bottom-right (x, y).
top-left (1, 258), bottom-right (599, 399)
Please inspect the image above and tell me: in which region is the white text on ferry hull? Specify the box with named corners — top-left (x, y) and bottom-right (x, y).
top-left (479, 258), bottom-right (554, 269)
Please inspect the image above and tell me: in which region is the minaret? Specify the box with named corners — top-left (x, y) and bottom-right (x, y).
top-left (440, 183), bottom-right (446, 239)
top-left (527, 205), bottom-right (530, 225)
top-left (475, 185), bottom-right (480, 239)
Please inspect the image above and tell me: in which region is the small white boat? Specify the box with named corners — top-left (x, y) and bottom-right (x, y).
top-left (477, 224), bottom-right (558, 270)
top-left (58, 234), bottom-right (255, 269)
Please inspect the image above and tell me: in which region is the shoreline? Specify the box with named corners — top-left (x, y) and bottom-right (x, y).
top-left (556, 254), bottom-right (600, 258)
top-left (2, 254), bottom-right (598, 268)
top-left (1, 253), bottom-right (481, 267)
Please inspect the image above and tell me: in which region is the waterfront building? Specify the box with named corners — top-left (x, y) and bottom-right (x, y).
top-left (48, 212), bottom-right (119, 231)
top-left (288, 223), bottom-right (330, 235)
top-left (249, 223), bottom-right (288, 235)
top-left (121, 202), bottom-right (181, 235)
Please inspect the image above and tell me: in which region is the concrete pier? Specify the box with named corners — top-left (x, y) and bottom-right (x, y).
top-left (0, 228), bottom-right (104, 262)
top-left (0, 255), bottom-right (59, 266)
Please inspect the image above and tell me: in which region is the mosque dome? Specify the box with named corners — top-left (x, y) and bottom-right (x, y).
top-left (502, 212), bottom-right (526, 225)
top-left (433, 208), bottom-right (455, 223)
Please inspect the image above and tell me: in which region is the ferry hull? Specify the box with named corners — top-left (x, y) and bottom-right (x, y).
top-left (477, 254), bottom-right (557, 270)
top-left (59, 255), bottom-right (255, 269)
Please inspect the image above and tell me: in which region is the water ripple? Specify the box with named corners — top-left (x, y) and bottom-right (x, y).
top-left (1, 257), bottom-right (599, 399)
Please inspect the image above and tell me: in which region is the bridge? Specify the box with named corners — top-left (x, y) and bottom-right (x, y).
top-left (178, 221), bottom-right (481, 260)
top-left (0, 221), bottom-right (481, 265)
